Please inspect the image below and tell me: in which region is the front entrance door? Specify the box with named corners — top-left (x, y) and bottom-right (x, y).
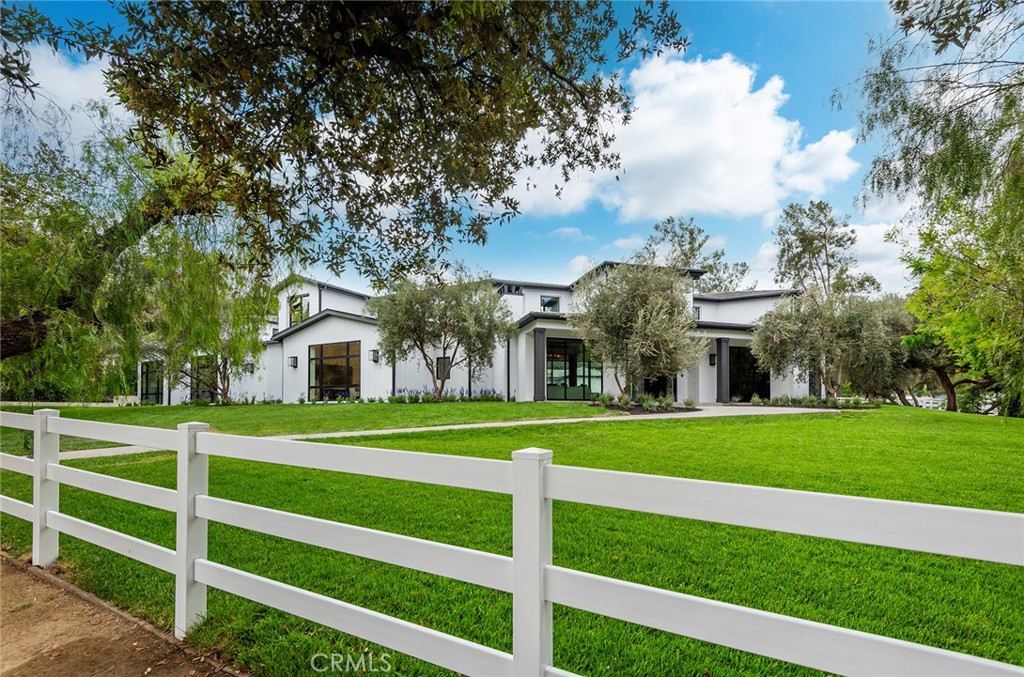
top-left (729, 346), bottom-right (769, 401)
top-left (643, 374), bottom-right (675, 399)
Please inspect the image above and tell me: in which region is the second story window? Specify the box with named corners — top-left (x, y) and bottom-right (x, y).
top-left (289, 293), bottom-right (310, 326)
top-left (693, 305), bottom-right (702, 320)
top-left (499, 283), bottom-right (523, 296)
top-left (540, 295), bottom-right (560, 313)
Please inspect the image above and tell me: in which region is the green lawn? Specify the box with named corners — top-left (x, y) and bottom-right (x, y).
top-left (1, 407), bottom-right (1021, 675)
top-left (0, 400), bottom-right (618, 454)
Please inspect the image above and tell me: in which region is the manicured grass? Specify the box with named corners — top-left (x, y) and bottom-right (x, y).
top-left (0, 400), bottom-right (619, 454)
top-left (1, 407), bottom-right (1021, 675)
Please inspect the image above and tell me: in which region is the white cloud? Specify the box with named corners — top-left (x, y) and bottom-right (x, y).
top-left (22, 45), bottom-right (124, 140)
top-left (548, 227), bottom-right (593, 241)
top-left (849, 222), bottom-right (916, 294)
top-left (510, 53), bottom-right (859, 223)
top-left (744, 241), bottom-right (779, 290)
top-left (610, 235), bottom-right (645, 250)
top-left (859, 192), bottom-right (921, 223)
top-left (779, 130), bottom-right (859, 195)
top-left (567, 255), bottom-right (596, 277)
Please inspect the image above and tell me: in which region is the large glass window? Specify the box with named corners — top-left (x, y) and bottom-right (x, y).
top-left (140, 360), bottom-right (163, 404)
top-left (546, 338), bottom-right (602, 401)
top-left (540, 295), bottom-right (560, 312)
top-left (309, 341), bottom-right (361, 400)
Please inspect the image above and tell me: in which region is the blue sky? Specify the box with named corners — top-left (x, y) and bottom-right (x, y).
top-left (24, 1), bottom-right (913, 293)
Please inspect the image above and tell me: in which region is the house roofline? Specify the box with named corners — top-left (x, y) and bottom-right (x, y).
top-left (695, 320), bottom-right (755, 331)
top-left (267, 308), bottom-right (378, 342)
top-left (575, 260), bottom-right (706, 287)
top-left (693, 289), bottom-right (799, 302)
top-left (298, 276), bottom-right (372, 300)
top-left (516, 311), bottom-right (567, 328)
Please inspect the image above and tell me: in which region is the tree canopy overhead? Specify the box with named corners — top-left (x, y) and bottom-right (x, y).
top-left (4, 0), bottom-right (687, 281)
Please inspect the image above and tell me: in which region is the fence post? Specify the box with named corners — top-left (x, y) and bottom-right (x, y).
top-left (32, 408), bottom-right (60, 566)
top-left (512, 447), bottom-right (553, 676)
top-left (175, 421), bottom-right (210, 640)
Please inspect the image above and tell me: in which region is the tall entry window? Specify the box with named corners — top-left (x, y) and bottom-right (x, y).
top-left (140, 360), bottom-right (163, 404)
top-left (546, 338), bottom-right (602, 400)
top-left (309, 341), bottom-right (361, 400)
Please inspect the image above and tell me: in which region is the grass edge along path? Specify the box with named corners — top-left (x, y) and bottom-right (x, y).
top-left (1, 407), bottom-right (1021, 675)
top-left (0, 400), bottom-right (620, 454)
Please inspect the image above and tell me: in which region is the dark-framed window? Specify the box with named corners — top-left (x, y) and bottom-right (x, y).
top-left (499, 283), bottom-right (523, 296)
top-left (140, 360), bottom-right (163, 404)
top-left (190, 356), bottom-right (216, 401)
top-left (693, 305), bottom-right (702, 320)
top-left (289, 293), bottom-right (310, 326)
top-left (540, 295), bottom-right (560, 312)
top-left (435, 356), bottom-right (452, 380)
top-left (546, 338), bottom-right (602, 401)
top-left (309, 341), bottom-right (360, 400)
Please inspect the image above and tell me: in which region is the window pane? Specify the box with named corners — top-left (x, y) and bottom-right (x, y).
top-left (322, 342), bottom-right (347, 358)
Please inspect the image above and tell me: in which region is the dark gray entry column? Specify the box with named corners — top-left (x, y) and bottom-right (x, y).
top-left (533, 328), bottom-right (547, 402)
top-left (716, 337), bottom-right (730, 403)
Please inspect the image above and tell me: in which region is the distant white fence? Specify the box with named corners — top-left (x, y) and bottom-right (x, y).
top-left (1, 409), bottom-right (1022, 676)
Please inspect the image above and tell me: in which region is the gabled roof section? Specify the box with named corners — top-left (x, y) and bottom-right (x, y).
top-left (492, 279), bottom-right (574, 292)
top-left (298, 276), bottom-right (372, 300)
top-left (576, 260), bottom-right (706, 287)
top-left (267, 308), bottom-right (378, 342)
top-left (693, 289), bottom-right (798, 302)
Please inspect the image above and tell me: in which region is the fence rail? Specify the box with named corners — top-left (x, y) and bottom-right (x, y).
top-left (1, 409), bottom-right (1022, 676)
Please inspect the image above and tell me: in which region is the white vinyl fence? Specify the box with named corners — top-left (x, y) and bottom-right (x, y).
top-left (1, 409), bottom-right (1022, 676)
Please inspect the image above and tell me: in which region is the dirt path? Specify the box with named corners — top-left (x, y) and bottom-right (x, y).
top-left (0, 557), bottom-right (226, 677)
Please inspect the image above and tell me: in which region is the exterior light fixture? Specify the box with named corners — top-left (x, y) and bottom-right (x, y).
top-left (243, 362), bottom-right (255, 374)
top-left (370, 349), bottom-right (380, 363)
top-left (709, 354), bottom-right (717, 367)
top-left (288, 356), bottom-right (298, 368)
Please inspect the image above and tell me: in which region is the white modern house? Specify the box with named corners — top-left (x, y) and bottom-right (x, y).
top-left (138, 263), bottom-right (808, 405)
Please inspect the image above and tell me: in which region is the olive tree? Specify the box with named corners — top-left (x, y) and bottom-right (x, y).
top-left (367, 268), bottom-right (515, 401)
top-left (569, 256), bottom-right (704, 396)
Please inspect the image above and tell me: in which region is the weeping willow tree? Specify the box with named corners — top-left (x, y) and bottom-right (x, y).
top-left (856, 0), bottom-right (1024, 414)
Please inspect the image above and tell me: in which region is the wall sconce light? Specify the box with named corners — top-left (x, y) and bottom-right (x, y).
top-left (288, 356), bottom-right (298, 368)
top-left (709, 354), bottom-right (717, 367)
top-left (243, 362), bottom-right (255, 374)
top-left (370, 349), bottom-right (380, 363)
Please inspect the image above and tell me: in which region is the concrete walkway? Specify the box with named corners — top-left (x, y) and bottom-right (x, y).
top-left (56, 405), bottom-right (832, 460)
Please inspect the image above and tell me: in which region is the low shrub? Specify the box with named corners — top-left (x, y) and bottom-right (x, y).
top-left (617, 392), bottom-right (632, 408)
top-left (750, 393), bottom-right (763, 405)
top-left (683, 397), bottom-right (696, 408)
top-left (597, 392), bottom-right (615, 407)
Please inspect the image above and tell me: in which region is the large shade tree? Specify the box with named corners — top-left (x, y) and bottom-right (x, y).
top-left (2, 1), bottom-right (687, 360)
top-left (751, 201), bottom-right (878, 397)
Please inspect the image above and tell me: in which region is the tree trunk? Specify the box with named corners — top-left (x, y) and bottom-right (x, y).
top-left (895, 389), bottom-right (910, 406)
top-left (909, 389), bottom-right (920, 407)
top-left (933, 365), bottom-right (958, 412)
